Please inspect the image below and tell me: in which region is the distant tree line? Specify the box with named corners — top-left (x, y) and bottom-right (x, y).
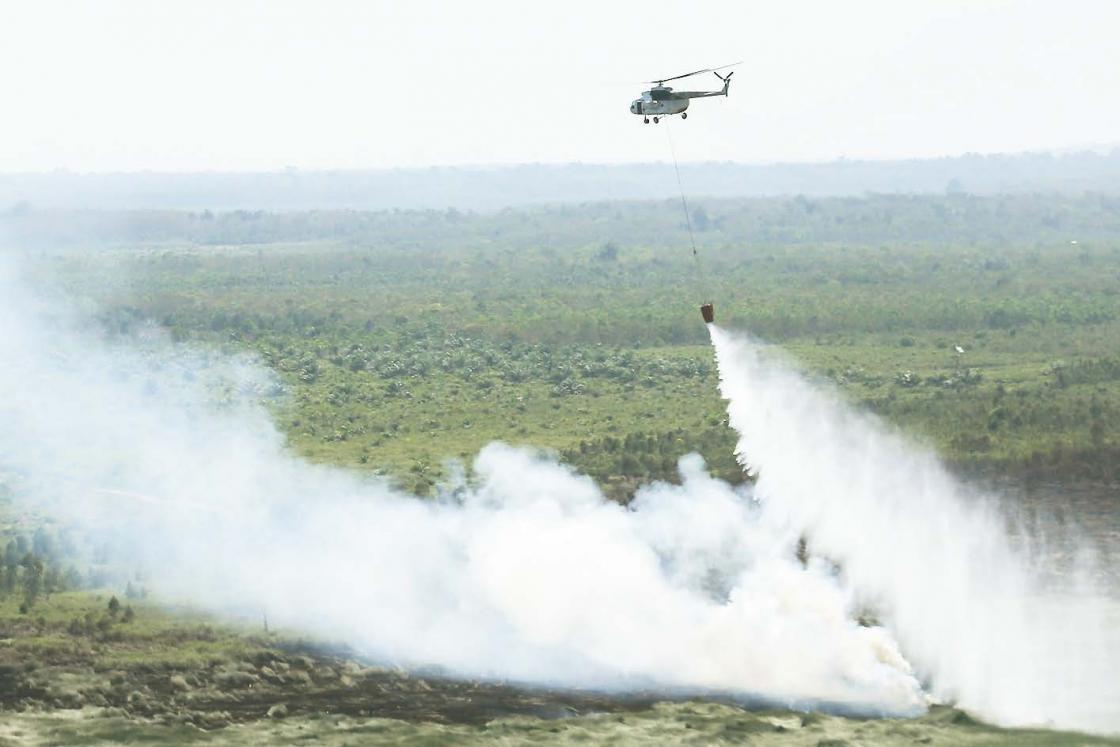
top-left (2, 150), bottom-right (1119, 211)
top-left (5, 192), bottom-right (1120, 248)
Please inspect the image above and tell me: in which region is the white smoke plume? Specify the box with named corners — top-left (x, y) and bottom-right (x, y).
top-left (0, 257), bottom-right (922, 716)
top-left (710, 325), bottom-right (1120, 733)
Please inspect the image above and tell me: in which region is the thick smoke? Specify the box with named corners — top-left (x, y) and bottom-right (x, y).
top-left (0, 258), bottom-right (922, 715)
top-left (2, 254), bottom-right (1117, 732)
top-left (710, 326), bottom-right (1120, 733)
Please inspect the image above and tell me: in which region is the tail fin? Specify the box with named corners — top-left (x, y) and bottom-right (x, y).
top-left (714, 70), bottom-right (734, 96)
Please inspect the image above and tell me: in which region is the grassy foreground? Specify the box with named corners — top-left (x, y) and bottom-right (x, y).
top-left (4, 704), bottom-right (1118, 746)
top-left (1, 593), bottom-right (1115, 746)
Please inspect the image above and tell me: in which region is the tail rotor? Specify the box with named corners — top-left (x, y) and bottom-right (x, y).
top-left (714, 70), bottom-right (734, 96)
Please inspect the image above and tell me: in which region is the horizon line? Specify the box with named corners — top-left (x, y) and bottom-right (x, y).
top-left (3, 144), bottom-right (1119, 179)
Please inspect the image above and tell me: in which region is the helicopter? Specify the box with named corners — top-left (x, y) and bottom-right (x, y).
top-left (630, 63), bottom-right (738, 123)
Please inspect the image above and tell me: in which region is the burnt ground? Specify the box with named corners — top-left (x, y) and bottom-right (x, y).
top-left (0, 627), bottom-right (662, 731)
top-left (3, 637), bottom-right (1118, 747)
top-left (2, 595), bottom-right (1119, 745)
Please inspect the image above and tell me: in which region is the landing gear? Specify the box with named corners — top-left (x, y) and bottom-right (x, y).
top-left (681, 112), bottom-right (687, 120)
top-left (653, 116), bottom-right (660, 123)
top-left (643, 117), bottom-right (649, 124)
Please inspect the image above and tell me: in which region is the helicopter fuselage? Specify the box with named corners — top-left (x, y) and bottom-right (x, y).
top-left (630, 91), bottom-right (689, 117)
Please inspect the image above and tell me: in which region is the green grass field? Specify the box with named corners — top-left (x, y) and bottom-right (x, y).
top-left (22, 195), bottom-right (1120, 494)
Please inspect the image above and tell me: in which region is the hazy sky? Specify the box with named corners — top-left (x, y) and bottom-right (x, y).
top-left (2, 0), bottom-right (1118, 172)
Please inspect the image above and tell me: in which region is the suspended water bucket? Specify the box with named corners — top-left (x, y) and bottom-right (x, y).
top-left (700, 303), bottom-right (715, 324)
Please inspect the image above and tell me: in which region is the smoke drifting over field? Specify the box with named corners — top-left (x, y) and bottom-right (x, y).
top-left (1, 257), bottom-right (1117, 732)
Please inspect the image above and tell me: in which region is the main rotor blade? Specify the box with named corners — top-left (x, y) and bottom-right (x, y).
top-left (647, 61), bottom-right (741, 85)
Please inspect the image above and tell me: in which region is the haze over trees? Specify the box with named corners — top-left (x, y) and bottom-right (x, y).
top-left (3, 149), bottom-right (1119, 212)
